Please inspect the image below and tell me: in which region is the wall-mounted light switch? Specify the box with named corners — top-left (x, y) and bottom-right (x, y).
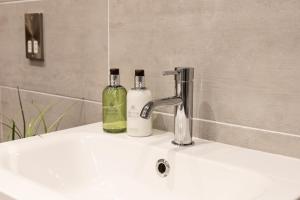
top-left (25, 13), bottom-right (44, 61)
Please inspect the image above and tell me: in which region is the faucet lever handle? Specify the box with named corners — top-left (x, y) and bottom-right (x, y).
top-left (162, 70), bottom-right (179, 76)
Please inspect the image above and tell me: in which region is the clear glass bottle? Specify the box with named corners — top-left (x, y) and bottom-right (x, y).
top-left (102, 68), bottom-right (127, 133)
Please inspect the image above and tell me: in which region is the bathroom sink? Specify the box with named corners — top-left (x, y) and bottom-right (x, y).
top-left (0, 123), bottom-right (299, 200)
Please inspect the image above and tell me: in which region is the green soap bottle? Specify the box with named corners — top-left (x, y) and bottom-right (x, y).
top-left (102, 68), bottom-right (127, 133)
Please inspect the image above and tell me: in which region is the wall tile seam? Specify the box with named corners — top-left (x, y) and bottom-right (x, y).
top-left (0, 0), bottom-right (40, 5)
top-left (0, 87), bottom-right (2, 141)
top-left (1, 85), bottom-right (298, 139)
top-left (153, 111), bottom-right (300, 139)
top-left (0, 85), bottom-right (102, 105)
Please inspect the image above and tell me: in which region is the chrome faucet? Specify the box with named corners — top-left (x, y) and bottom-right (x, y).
top-left (140, 67), bottom-right (194, 146)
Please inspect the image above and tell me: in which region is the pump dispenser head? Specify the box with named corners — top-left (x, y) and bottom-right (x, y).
top-left (135, 70), bottom-right (144, 76)
top-left (134, 69), bottom-right (145, 89)
top-left (110, 68), bottom-right (120, 86)
top-left (110, 68), bottom-right (119, 75)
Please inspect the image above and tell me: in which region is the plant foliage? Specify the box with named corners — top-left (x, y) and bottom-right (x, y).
top-left (0, 87), bottom-right (74, 141)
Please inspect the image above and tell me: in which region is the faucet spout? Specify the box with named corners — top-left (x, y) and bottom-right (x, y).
top-left (140, 67), bottom-right (194, 146)
top-left (140, 96), bottom-right (182, 119)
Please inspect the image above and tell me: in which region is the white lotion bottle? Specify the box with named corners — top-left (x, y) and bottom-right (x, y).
top-left (127, 70), bottom-right (152, 137)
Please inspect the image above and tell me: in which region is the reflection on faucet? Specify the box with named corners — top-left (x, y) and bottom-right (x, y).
top-left (140, 97), bottom-right (182, 119)
top-left (140, 67), bottom-right (194, 146)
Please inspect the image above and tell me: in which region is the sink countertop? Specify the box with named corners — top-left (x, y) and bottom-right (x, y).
top-left (0, 122), bottom-right (299, 200)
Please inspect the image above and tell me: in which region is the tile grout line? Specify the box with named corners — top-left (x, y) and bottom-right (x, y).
top-left (0, 85), bottom-right (102, 105)
top-left (1, 85), bottom-right (299, 139)
top-left (107, 0), bottom-right (110, 84)
top-left (153, 111), bottom-right (300, 139)
top-left (0, 88), bottom-right (2, 141)
top-left (0, 0), bottom-right (40, 5)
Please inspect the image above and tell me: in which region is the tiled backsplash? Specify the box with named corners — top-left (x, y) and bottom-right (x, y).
top-left (0, 0), bottom-right (300, 158)
top-left (110, 0), bottom-right (300, 158)
top-left (0, 0), bottom-right (108, 101)
top-left (0, 0), bottom-right (107, 140)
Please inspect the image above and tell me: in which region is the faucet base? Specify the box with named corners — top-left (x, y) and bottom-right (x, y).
top-left (172, 140), bottom-right (194, 146)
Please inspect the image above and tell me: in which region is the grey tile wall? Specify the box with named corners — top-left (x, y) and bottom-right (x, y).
top-left (0, 0), bottom-right (108, 101)
top-left (154, 112), bottom-right (300, 158)
top-left (1, 0), bottom-right (300, 158)
top-left (110, 0), bottom-right (300, 158)
top-left (0, 0), bottom-right (106, 141)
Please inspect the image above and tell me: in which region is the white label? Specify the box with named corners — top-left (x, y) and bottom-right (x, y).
top-left (27, 40), bottom-right (32, 53)
top-left (128, 105), bottom-right (140, 118)
top-left (127, 90), bottom-right (152, 137)
top-left (33, 40), bottom-right (38, 54)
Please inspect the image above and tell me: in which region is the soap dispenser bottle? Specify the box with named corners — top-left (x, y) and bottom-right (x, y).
top-left (127, 69), bottom-right (152, 137)
top-left (102, 68), bottom-right (127, 133)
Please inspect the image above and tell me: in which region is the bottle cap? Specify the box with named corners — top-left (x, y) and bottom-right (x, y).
top-left (134, 69), bottom-right (145, 89)
top-left (135, 69), bottom-right (144, 76)
top-left (110, 68), bottom-right (119, 75)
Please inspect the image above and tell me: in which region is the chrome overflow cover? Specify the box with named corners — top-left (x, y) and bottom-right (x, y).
top-left (156, 159), bottom-right (170, 178)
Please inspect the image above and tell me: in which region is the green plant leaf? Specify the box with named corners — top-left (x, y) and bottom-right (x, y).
top-left (31, 102), bottom-right (57, 135)
top-left (0, 121), bottom-right (22, 139)
top-left (12, 121), bottom-right (16, 140)
top-left (48, 101), bottom-right (77, 133)
top-left (0, 113), bottom-right (22, 136)
top-left (26, 118), bottom-right (36, 137)
top-left (17, 87), bottom-right (26, 138)
top-left (48, 114), bottom-right (65, 132)
top-left (32, 103), bottom-right (49, 134)
top-left (27, 103), bottom-right (57, 137)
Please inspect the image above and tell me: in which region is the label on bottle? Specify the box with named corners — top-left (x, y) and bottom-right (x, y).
top-left (127, 90), bottom-right (152, 137)
top-left (127, 105), bottom-right (140, 118)
top-left (104, 103), bottom-right (121, 115)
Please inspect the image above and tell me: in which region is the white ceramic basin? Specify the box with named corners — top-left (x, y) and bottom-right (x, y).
top-left (0, 123), bottom-right (299, 200)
